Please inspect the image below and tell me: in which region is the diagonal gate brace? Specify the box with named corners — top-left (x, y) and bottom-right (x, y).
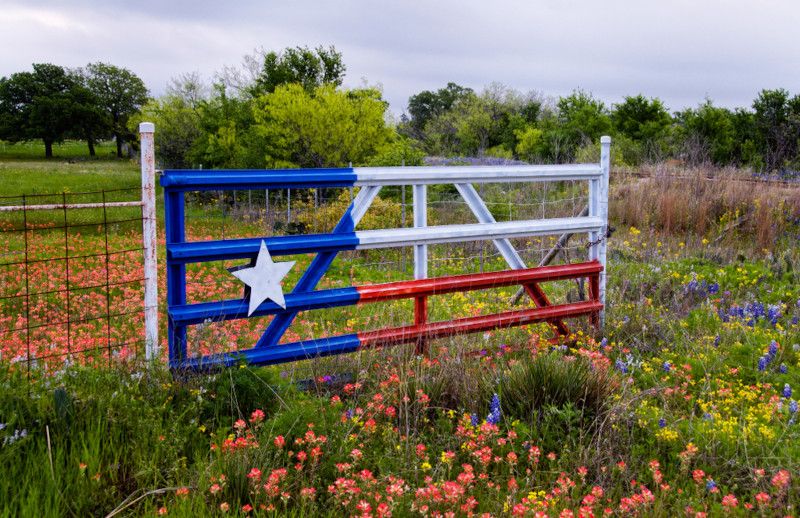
top-left (454, 183), bottom-right (570, 337)
top-left (255, 185), bottom-right (382, 348)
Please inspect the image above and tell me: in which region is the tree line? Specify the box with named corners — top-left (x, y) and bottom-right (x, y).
top-left (0, 63), bottom-right (148, 158)
top-left (1, 47), bottom-right (799, 172)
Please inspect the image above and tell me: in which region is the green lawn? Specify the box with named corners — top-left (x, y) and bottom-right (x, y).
top-left (0, 140), bottom-right (139, 197)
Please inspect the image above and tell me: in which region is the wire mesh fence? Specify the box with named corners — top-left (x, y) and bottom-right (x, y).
top-left (0, 189), bottom-right (148, 376)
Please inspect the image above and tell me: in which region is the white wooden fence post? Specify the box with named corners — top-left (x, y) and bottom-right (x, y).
top-left (139, 122), bottom-right (159, 360)
top-left (598, 136), bottom-right (611, 326)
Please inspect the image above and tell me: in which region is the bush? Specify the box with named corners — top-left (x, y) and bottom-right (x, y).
top-left (496, 352), bottom-right (618, 425)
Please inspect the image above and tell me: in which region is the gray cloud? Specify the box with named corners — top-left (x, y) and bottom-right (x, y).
top-left (1, 0), bottom-right (798, 114)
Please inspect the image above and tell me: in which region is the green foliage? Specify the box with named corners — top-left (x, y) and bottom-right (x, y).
top-left (553, 90), bottom-right (612, 158)
top-left (130, 95), bottom-right (202, 168)
top-left (676, 100), bottom-right (740, 165)
top-left (253, 84), bottom-right (393, 168)
top-left (497, 352), bottom-right (617, 425)
top-left (405, 82), bottom-right (474, 137)
top-left (752, 88), bottom-right (800, 170)
top-left (83, 62), bottom-right (149, 158)
top-left (366, 137), bottom-right (425, 166)
top-left (255, 45), bottom-right (346, 95)
top-left (0, 64), bottom-right (97, 158)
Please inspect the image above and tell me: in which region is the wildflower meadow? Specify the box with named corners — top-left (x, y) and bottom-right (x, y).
top-left (1, 149), bottom-right (800, 518)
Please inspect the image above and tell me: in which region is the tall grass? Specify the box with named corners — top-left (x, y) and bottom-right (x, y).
top-left (612, 165), bottom-right (800, 248)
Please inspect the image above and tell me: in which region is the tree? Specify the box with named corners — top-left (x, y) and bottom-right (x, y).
top-left (406, 82), bottom-right (473, 136)
top-left (253, 84), bottom-right (392, 168)
top-left (611, 95), bottom-right (672, 142)
top-left (130, 95), bottom-right (202, 169)
top-left (254, 46), bottom-right (345, 95)
top-left (556, 90), bottom-right (612, 148)
top-left (0, 63), bottom-right (90, 158)
top-left (675, 100), bottom-right (735, 165)
top-left (84, 62), bottom-right (149, 158)
top-left (752, 88), bottom-right (800, 170)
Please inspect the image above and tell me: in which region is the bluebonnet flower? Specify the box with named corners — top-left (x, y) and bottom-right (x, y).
top-left (713, 335), bottom-right (720, 347)
top-left (615, 359), bottom-right (628, 373)
top-left (658, 418), bottom-right (666, 428)
top-left (758, 356), bottom-right (768, 372)
top-left (599, 338), bottom-right (608, 348)
top-left (486, 394), bottom-right (502, 425)
top-left (790, 400), bottom-right (798, 414)
top-left (769, 341), bottom-right (779, 357)
top-left (767, 305), bottom-right (782, 326)
top-left (703, 413), bottom-right (713, 421)
top-left (345, 409), bottom-right (354, 419)
top-left (470, 413), bottom-right (479, 427)
top-left (707, 282), bottom-right (719, 294)
top-left (662, 361), bottom-right (671, 373)
top-left (706, 479), bottom-right (717, 491)
top-left (780, 363), bottom-right (788, 374)
top-left (784, 384), bottom-right (793, 399)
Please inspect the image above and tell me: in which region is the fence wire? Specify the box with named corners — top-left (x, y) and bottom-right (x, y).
top-left (0, 189), bottom-right (147, 377)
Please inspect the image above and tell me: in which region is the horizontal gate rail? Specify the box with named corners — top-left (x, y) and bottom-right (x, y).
top-left (159, 164), bottom-right (603, 191)
top-left (169, 261), bottom-right (603, 326)
top-left (166, 217), bottom-right (604, 264)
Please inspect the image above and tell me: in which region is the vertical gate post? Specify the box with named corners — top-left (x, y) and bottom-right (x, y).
top-left (139, 122), bottom-right (159, 360)
top-left (413, 184), bottom-right (428, 353)
top-left (595, 136), bottom-right (611, 326)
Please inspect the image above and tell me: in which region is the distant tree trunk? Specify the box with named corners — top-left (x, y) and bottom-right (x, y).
top-left (115, 133), bottom-right (123, 158)
top-left (87, 135), bottom-right (96, 157)
top-left (44, 139), bottom-right (53, 158)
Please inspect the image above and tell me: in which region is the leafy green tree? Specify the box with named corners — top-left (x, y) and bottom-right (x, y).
top-left (189, 83), bottom-right (259, 168)
top-left (84, 62), bottom-right (149, 158)
top-left (0, 63), bottom-right (95, 158)
top-left (130, 95), bottom-right (202, 168)
top-left (406, 82), bottom-right (474, 137)
top-left (69, 82), bottom-right (108, 157)
top-left (675, 100), bottom-right (736, 165)
top-left (556, 90), bottom-right (612, 151)
top-left (253, 84), bottom-right (393, 168)
top-left (752, 88), bottom-right (800, 170)
top-left (611, 95), bottom-right (671, 141)
top-left (254, 46), bottom-right (345, 95)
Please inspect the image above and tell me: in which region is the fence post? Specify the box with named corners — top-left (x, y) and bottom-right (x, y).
top-left (597, 136), bottom-right (611, 326)
top-left (139, 122), bottom-right (159, 360)
top-left (413, 183), bottom-right (428, 353)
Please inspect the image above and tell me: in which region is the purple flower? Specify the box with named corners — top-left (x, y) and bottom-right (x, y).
top-left (662, 361), bottom-right (671, 373)
top-left (780, 363), bottom-right (788, 374)
top-left (784, 384), bottom-right (792, 399)
top-left (470, 413), bottom-right (479, 426)
top-left (486, 394), bottom-right (502, 425)
top-left (790, 400), bottom-right (798, 414)
top-left (769, 340), bottom-right (779, 357)
top-left (706, 479), bottom-right (717, 491)
top-left (758, 356), bottom-right (768, 372)
top-left (713, 335), bottom-right (720, 347)
top-left (658, 418), bottom-right (666, 428)
top-left (615, 359), bottom-right (628, 374)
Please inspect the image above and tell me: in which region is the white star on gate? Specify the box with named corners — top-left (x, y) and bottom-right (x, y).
top-left (228, 240), bottom-right (296, 316)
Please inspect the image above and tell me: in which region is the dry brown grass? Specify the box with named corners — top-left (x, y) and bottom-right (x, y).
top-left (611, 163), bottom-right (800, 248)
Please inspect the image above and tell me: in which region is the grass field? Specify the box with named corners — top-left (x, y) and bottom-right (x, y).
top-left (1, 142), bottom-right (800, 517)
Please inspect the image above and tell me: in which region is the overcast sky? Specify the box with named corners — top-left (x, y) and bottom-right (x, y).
top-left (1, 0), bottom-right (798, 115)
